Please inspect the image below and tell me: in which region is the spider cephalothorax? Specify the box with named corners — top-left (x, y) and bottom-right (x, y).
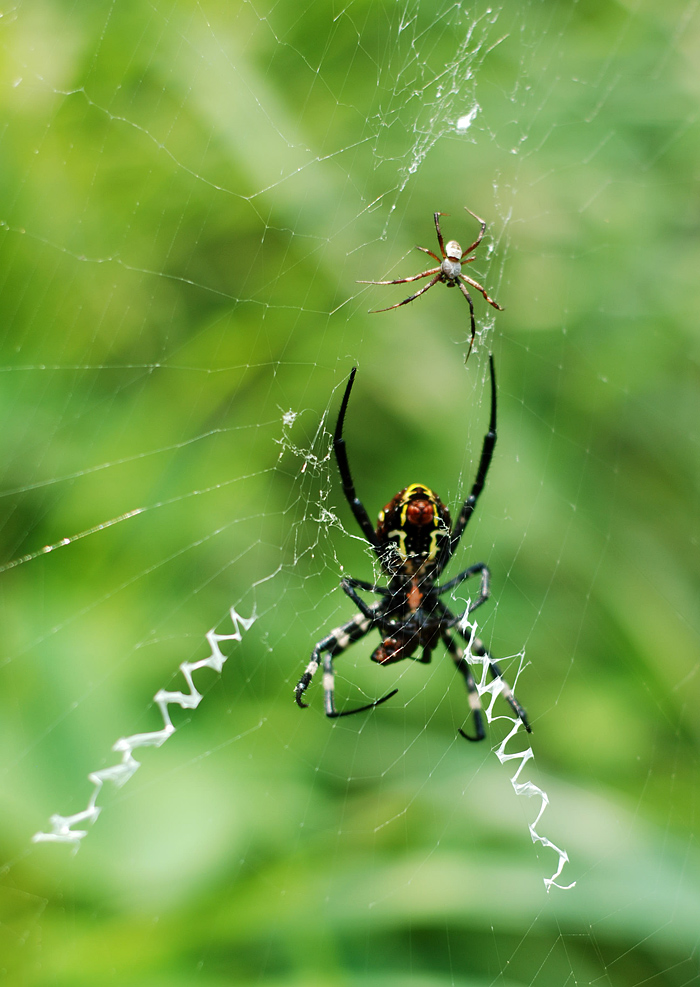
top-left (358, 208), bottom-right (503, 363)
top-left (294, 356), bottom-right (530, 741)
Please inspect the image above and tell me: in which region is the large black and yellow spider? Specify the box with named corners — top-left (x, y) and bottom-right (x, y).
top-left (358, 208), bottom-right (503, 363)
top-left (294, 356), bottom-right (531, 741)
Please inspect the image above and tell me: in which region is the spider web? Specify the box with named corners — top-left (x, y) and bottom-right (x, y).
top-left (1, 0), bottom-right (700, 984)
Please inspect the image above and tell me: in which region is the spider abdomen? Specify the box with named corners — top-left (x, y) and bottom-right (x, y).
top-left (441, 256), bottom-right (462, 280)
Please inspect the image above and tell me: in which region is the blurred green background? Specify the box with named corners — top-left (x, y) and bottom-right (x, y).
top-left (1, 0), bottom-right (699, 984)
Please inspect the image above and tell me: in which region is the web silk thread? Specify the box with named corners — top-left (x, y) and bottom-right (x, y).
top-left (461, 613), bottom-right (575, 892)
top-left (32, 607), bottom-right (256, 847)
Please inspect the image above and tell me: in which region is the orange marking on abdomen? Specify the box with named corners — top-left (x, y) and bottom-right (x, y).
top-left (407, 580), bottom-right (423, 612)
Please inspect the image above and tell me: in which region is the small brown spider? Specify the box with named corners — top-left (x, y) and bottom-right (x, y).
top-left (358, 208), bottom-right (503, 362)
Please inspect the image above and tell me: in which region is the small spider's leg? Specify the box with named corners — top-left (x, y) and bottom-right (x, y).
top-left (295, 610), bottom-right (376, 708)
top-left (460, 207), bottom-right (487, 256)
top-left (455, 278), bottom-right (476, 364)
top-left (369, 273), bottom-right (442, 313)
top-left (416, 245), bottom-right (442, 263)
top-left (357, 267), bottom-right (440, 286)
top-left (452, 625), bottom-right (531, 733)
top-left (323, 653), bottom-right (399, 719)
top-left (435, 562), bottom-right (490, 613)
top-left (442, 631), bottom-right (486, 742)
top-left (334, 369), bottom-right (381, 551)
top-left (433, 212), bottom-right (448, 258)
top-left (460, 274), bottom-right (504, 312)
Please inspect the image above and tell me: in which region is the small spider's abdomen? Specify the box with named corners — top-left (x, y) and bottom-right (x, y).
top-left (441, 255), bottom-right (461, 281)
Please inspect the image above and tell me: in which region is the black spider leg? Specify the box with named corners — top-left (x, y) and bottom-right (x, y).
top-left (294, 612), bottom-right (371, 707)
top-left (295, 610), bottom-right (376, 710)
top-left (322, 582), bottom-right (400, 715)
top-left (441, 631), bottom-right (486, 742)
top-left (295, 581), bottom-right (399, 717)
top-left (435, 561), bottom-right (490, 614)
top-left (334, 369), bottom-right (381, 553)
top-left (334, 577), bottom-right (402, 712)
top-left (436, 354), bottom-right (497, 577)
top-left (449, 616), bottom-right (531, 734)
top-left (342, 576), bottom-right (389, 597)
top-left (340, 577), bottom-right (388, 617)
top-left (322, 647), bottom-right (399, 718)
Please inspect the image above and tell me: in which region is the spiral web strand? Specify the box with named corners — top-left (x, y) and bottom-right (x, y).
top-left (32, 607), bottom-right (256, 847)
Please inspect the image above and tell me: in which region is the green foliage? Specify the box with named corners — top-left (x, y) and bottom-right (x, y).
top-left (0, 1), bottom-right (699, 984)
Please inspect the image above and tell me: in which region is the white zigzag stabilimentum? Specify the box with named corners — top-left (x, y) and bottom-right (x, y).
top-left (32, 606), bottom-right (256, 848)
top-left (460, 611), bottom-right (575, 892)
